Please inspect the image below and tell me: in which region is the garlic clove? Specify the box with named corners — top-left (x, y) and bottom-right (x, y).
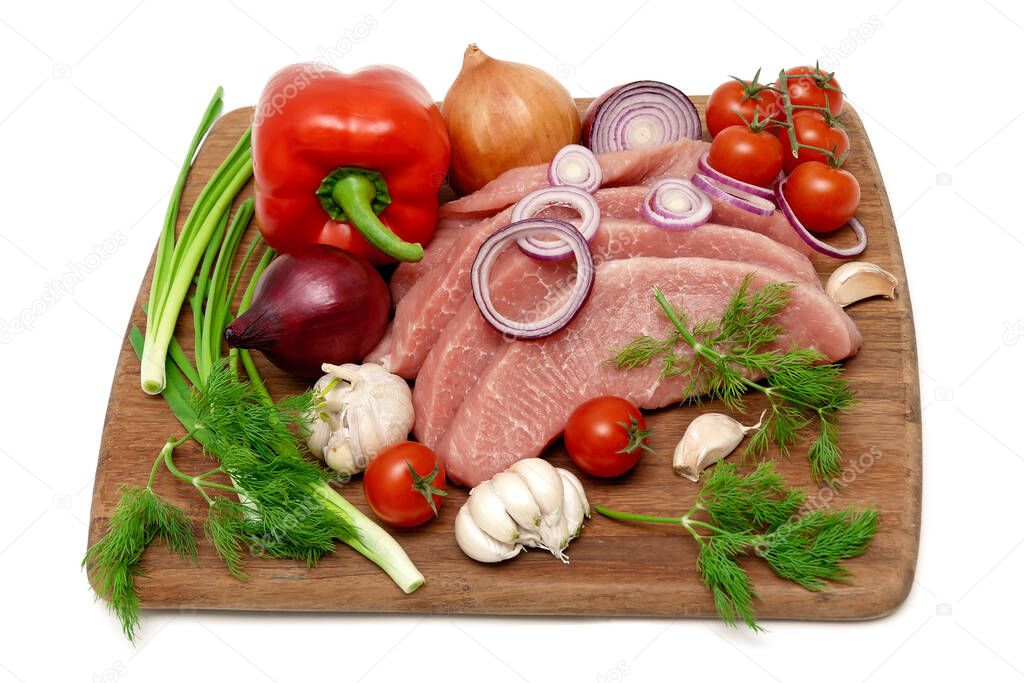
top-left (490, 471), bottom-right (543, 539)
top-left (323, 435), bottom-right (359, 479)
top-left (557, 468), bottom-right (590, 519)
top-left (306, 417), bottom-right (332, 461)
top-left (467, 480), bottom-right (521, 544)
top-left (673, 413), bottom-right (761, 481)
top-left (509, 459), bottom-right (564, 519)
top-left (559, 471), bottom-right (587, 541)
top-left (825, 261), bottom-right (898, 308)
top-left (536, 515), bottom-right (570, 563)
top-left (455, 506), bottom-right (522, 563)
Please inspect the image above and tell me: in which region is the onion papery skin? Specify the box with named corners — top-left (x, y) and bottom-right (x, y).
top-left (442, 44), bottom-right (581, 196)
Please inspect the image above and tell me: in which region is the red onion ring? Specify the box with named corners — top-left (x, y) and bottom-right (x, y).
top-left (583, 81), bottom-right (701, 154)
top-left (547, 144), bottom-right (602, 193)
top-left (774, 177), bottom-right (868, 258)
top-left (511, 185), bottom-right (601, 261)
top-left (692, 173), bottom-right (776, 216)
top-left (471, 218), bottom-right (595, 339)
top-left (697, 151), bottom-right (777, 200)
top-left (641, 178), bottom-right (711, 230)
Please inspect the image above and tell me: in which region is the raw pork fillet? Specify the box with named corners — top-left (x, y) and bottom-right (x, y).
top-left (390, 216), bottom-right (476, 304)
top-left (438, 257), bottom-right (861, 486)
top-left (366, 186), bottom-right (648, 375)
top-left (412, 220), bottom-right (821, 449)
top-left (436, 138), bottom-right (814, 255)
top-left (439, 138), bottom-right (706, 219)
top-left (389, 186), bottom-right (648, 305)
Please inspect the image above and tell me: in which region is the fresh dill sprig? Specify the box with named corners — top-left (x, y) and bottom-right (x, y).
top-left (612, 276), bottom-right (856, 484)
top-left (204, 498), bottom-right (249, 581)
top-left (594, 462), bottom-right (879, 630)
top-left (699, 460), bottom-right (804, 532)
top-left (758, 507), bottom-right (877, 590)
top-left (83, 482), bottom-right (197, 642)
top-left (696, 533), bottom-right (760, 629)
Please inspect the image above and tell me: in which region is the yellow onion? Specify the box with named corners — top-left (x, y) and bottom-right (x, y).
top-left (442, 44), bottom-right (581, 195)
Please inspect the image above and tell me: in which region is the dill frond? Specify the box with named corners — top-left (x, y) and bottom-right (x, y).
top-left (610, 277), bottom-right (856, 484)
top-left (595, 462), bottom-right (878, 630)
top-left (83, 485), bottom-right (196, 642)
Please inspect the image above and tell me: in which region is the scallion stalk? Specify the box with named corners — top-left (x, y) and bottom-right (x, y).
top-left (141, 120), bottom-right (253, 395)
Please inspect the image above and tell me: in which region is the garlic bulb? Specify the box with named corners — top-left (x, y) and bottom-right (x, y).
top-left (673, 413), bottom-right (763, 481)
top-left (826, 261), bottom-right (898, 307)
top-left (306, 363), bottom-right (414, 477)
top-left (455, 458), bottom-right (589, 564)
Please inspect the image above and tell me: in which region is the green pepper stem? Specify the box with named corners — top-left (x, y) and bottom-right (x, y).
top-left (330, 174), bottom-right (423, 263)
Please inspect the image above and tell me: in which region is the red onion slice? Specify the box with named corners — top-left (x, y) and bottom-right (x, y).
top-left (548, 144), bottom-right (602, 193)
top-left (583, 81), bottom-right (701, 154)
top-left (511, 185), bottom-right (601, 261)
top-left (692, 173), bottom-right (776, 216)
top-left (775, 178), bottom-right (868, 258)
top-left (697, 151), bottom-right (776, 200)
top-left (471, 218), bottom-right (595, 340)
top-left (641, 178), bottom-right (712, 230)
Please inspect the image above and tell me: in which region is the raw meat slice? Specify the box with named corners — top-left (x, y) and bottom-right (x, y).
top-left (439, 138), bottom-right (706, 219)
top-left (710, 202), bottom-right (811, 255)
top-left (436, 136), bottom-right (814, 255)
top-left (438, 257), bottom-right (861, 486)
top-left (390, 216), bottom-right (475, 304)
top-left (412, 220), bottom-right (821, 449)
top-left (366, 186), bottom-right (648, 374)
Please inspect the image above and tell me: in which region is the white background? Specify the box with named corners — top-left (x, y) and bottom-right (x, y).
top-left (1, 0), bottom-right (1021, 681)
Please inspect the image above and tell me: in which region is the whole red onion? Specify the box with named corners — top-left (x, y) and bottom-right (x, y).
top-left (224, 246), bottom-right (390, 379)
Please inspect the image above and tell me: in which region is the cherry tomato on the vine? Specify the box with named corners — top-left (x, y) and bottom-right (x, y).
top-left (707, 123), bottom-right (784, 187)
top-left (705, 71), bottom-right (782, 137)
top-left (564, 396), bottom-right (653, 478)
top-left (782, 161), bottom-right (860, 233)
top-left (776, 65), bottom-right (844, 117)
top-left (777, 111), bottom-right (850, 173)
top-left (363, 441), bottom-right (447, 527)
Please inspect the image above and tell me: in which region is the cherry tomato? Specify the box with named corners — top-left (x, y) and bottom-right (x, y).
top-left (776, 65), bottom-right (844, 117)
top-left (782, 161), bottom-right (860, 233)
top-left (564, 396), bottom-right (653, 478)
top-left (363, 442), bottom-right (447, 527)
top-left (777, 111), bottom-right (850, 174)
top-left (707, 124), bottom-right (784, 187)
top-left (705, 75), bottom-right (782, 137)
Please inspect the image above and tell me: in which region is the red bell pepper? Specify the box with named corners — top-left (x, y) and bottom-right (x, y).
top-left (252, 63), bottom-right (450, 264)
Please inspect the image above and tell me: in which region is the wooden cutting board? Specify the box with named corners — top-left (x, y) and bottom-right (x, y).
top-left (88, 98), bottom-right (920, 621)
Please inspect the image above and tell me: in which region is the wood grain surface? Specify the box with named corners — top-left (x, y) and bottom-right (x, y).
top-left (87, 98), bottom-right (921, 621)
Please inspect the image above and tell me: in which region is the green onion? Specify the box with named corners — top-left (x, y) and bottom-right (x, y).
top-left (140, 91), bottom-right (253, 395)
